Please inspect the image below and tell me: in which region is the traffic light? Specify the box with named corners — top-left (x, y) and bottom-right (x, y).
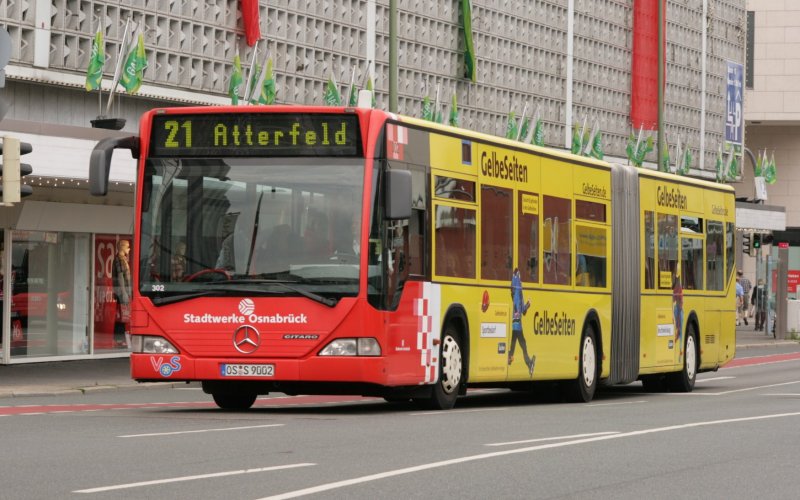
top-left (753, 234), bottom-right (762, 252)
top-left (742, 233), bottom-right (752, 256)
top-left (1, 136), bottom-right (33, 204)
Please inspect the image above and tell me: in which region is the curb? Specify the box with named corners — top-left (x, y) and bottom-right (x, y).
top-left (0, 381), bottom-right (194, 400)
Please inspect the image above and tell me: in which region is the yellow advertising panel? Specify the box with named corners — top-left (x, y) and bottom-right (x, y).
top-left (575, 168), bottom-right (612, 201)
top-left (475, 142), bottom-right (541, 193)
top-left (430, 133), bottom-right (475, 174)
top-left (541, 157), bottom-right (572, 198)
top-left (521, 193), bottom-right (539, 215)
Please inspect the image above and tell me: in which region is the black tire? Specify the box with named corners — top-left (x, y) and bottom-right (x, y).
top-left (212, 391), bottom-right (257, 410)
top-left (416, 325), bottom-right (463, 410)
top-left (668, 323), bottom-right (698, 392)
top-left (564, 324), bottom-right (598, 402)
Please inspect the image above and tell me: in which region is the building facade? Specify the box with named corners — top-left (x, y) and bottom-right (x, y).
top-left (0, 0), bottom-right (745, 362)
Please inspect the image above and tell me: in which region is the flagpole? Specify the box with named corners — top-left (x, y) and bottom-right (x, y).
top-left (515, 102), bottom-right (528, 141)
top-left (243, 41), bottom-right (258, 106)
top-left (250, 50), bottom-right (270, 103)
top-left (657, 0), bottom-right (665, 174)
top-left (105, 16), bottom-right (132, 116)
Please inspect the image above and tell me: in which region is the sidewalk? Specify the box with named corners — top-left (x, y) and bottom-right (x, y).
top-left (0, 327), bottom-right (797, 399)
top-left (0, 357), bottom-right (183, 399)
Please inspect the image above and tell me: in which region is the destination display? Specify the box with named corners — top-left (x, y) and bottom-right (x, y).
top-left (149, 113), bottom-right (361, 157)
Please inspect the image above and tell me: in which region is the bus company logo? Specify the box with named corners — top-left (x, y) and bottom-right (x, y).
top-left (239, 298), bottom-right (255, 315)
top-left (582, 183), bottom-right (607, 199)
top-left (711, 205), bottom-right (728, 216)
top-left (151, 356), bottom-right (182, 377)
top-left (233, 325), bottom-right (261, 354)
top-left (532, 310), bottom-right (577, 336)
top-left (656, 185), bottom-right (688, 210)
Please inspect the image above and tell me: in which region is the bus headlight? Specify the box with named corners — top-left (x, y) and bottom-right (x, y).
top-left (132, 335), bottom-right (179, 354)
top-left (319, 338), bottom-right (381, 356)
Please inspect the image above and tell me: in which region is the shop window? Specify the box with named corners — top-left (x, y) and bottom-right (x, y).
top-left (9, 231), bottom-right (92, 358)
top-left (94, 234), bottom-right (134, 352)
top-left (481, 185), bottom-right (512, 281)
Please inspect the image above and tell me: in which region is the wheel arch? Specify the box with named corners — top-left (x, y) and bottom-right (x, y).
top-left (442, 303), bottom-right (470, 392)
top-left (686, 310), bottom-right (700, 367)
top-left (582, 308), bottom-right (603, 376)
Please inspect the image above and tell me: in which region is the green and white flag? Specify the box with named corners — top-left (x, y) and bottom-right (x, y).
top-left (506, 111), bottom-right (518, 140)
top-left (590, 130), bottom-right (604, 160)
top-left (571, 119), bottom-right (588, 155)
top-left (119, 32), bottom-right (147, 94)
top-left (460, 0), bottom-right (476, 82)
top-left (755, 150), bottom-right (765, 177)
top-left (421, 95), bottom-right (434, 121)
top-left (764, 152), bottom-right (777, 184)
top-left (680, 148), bottom-right (692, 175)
top-left (726, 145), bottom-right (739, 180)
top-left (228, 53), bottom-right (244, 105)
top-left (250, 57), bottom-right (276, 105)
top-left (448, 92), bottom-right (459, 127)
top-left (715, 145), bottom-right (724, 182)
top-left (365, 75), bottom-right (376, 108)
top-left (85, 28), bottom-right (105, 91)
top-left (659, 138), bottom-right (670, 172)
top-left (324, 73), bottom-right (342, 105)
top-left (626, 125), bottom-right (653, 167)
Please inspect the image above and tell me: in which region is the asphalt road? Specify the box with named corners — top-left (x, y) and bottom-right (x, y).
top-left (2, 346), bottom-right (800, 499)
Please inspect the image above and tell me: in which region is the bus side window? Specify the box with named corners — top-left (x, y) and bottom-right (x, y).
top-left (644, 211), bottom-right (655, 289)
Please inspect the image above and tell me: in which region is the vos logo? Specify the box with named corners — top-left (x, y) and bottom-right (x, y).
top-left (151, 356), bottom-right (182, 377)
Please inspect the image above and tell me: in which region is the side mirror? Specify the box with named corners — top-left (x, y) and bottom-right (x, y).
top-left (89, 136), bottom-right (139, 196)
top-left (385, 169), bottom-right (411, 220)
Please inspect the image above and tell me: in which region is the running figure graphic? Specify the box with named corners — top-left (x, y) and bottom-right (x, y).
top-left (509, 267), bottom-right (536, 377)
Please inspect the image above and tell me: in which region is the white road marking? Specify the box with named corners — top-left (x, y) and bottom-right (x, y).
top-left (666, 379), bottom-right (800, 396)
top-left (587, 400), bottom-right (647, 407)
top-left (485, 431), bottom-right (620, 447)
top-left (763, 393), bottom-right (800, 397)
top-left (118, 423), bottom-right (284, 438)
top-left (410, 407), bottom-right (508, 416)
top-left (258, 411), bottom-right (800, 500)
top-left (696, 376), bottom-right (735, 383)
top-left (74, 463), bottom-right (315, 494)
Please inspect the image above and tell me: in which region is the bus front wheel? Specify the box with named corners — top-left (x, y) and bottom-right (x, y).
top-left (212, 391), bottom-right (257, 410)
top-left (668, 324), bottom-right (697, 392)
top-left (563, 324), bottom-right (598, 402)
top-left (416, 326), bottom-right (462, 410)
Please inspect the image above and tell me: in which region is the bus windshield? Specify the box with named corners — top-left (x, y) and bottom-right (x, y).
top-left (139, 156), bottom-right (364, 302)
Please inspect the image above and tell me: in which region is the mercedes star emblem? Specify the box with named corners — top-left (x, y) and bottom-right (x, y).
top-left (233, 325), bottom-right (261, 354)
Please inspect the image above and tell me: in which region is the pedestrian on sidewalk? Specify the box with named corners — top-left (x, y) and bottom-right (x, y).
top-left (735, 277), bottom-right (744, 326)
top-left (752, 279), bottom-right (767, 331)
top-left (737, 270), bottom-right (751, 326)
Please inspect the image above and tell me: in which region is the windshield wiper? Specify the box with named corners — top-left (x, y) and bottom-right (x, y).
top-left (206, 279), bottom-right (338, 307)
top-left (150, 286), bottom-right (293, 306)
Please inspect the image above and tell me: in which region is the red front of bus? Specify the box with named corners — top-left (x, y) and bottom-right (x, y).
top-left (128, 106), bottom-right (433, 396)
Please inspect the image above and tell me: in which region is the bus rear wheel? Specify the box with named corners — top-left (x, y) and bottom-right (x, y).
top-left (416, 326), bottom-right (462, 410)
top-left (212, 391), bottom-right (257, 410)
top-left (563, 325), bottom-right (598, 402)
top-left (668, 324), bottom-right (697, 392)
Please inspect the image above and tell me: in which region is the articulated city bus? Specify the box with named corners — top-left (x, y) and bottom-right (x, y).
top-left (89, 105), bottom-right (736, 409)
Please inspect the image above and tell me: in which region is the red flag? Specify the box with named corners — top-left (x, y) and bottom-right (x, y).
top-left (240, 0), bottom-right (261, 47)
top-left (631, 0), bottom-right (666, 130)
